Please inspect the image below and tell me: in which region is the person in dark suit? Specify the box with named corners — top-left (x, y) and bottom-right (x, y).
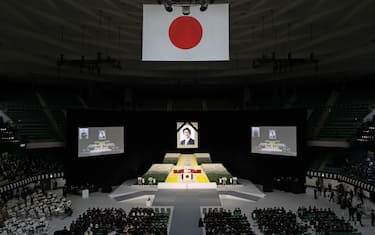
top-left (180, 127), bottom-right (195, 145)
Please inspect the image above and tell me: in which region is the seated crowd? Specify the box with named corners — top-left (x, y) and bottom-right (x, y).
top-left (252, 207), bottom-right (307, 235)
top-left (297, 206), bottom-right (355, 234)
top-left (69, 208), bottom-right (127, 235)
top-left (127, 207), bottom-right (169, 235)
top-left (0, 124), bottom-right (15, 142)
top-left (68, 207), bottom-right (169, 235)
top-left (252, 206), bottom-right (361, 235)
top-left (343, 155), bottom-right (375, 184)
top-left (0, 185), bottom-right (72, 235)
top-left (203, 207), bottom-right (254, 235)
top-left (0, 152), bottom-right (63, 186)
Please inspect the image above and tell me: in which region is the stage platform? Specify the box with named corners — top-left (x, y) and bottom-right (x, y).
top-left (158, 182), bottom-right (217, 189)
top-left (111, 153), bottom-right (265, 204)
top-left (109, 178), bottom-right (265, 203)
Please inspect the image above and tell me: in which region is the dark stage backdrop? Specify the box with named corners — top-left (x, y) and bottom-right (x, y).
top-left (65, 109), bottom-right (307, 187)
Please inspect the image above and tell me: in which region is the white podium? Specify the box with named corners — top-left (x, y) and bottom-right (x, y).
top-left (82, 189), bottom-right (89, 199)
top-left (146, 198), bottom-right (152, 207)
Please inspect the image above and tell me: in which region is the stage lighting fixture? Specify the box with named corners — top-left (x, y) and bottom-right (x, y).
top-left (200, 0), bottom-right (208, 11)
top-left (182, 5), bottom-right (190, 15)
top-left (164, 0), bottom-right (173, 12)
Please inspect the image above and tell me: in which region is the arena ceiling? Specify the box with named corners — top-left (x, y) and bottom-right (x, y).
top-left (0, 0), bottom-right (374, 85)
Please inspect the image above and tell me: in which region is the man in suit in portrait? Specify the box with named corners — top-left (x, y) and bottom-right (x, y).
top-left (180, 127), bottom-right (195, 145)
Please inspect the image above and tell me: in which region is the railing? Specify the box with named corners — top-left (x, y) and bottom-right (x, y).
top-left (306, 170), bottom-right (375, 193)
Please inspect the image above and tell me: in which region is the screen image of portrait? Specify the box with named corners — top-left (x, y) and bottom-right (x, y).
top-left (176, 122), bottom-right (199, 149)
top-left (251, 126), bottom-right (297, 157)
top-left (78, 126), bottom-right (124, 157)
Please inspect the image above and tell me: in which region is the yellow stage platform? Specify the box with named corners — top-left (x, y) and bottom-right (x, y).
top-left (165, 154), bottom-right (209, 183)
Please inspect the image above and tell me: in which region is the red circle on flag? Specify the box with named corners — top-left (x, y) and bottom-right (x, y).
top-left (185, 175), bottom-right (189, 179)
top-left (169, 16), bottom-right (203, 50)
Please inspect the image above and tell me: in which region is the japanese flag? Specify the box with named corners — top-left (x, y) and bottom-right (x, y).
top-left (142, 4), bottom-right (229, 61)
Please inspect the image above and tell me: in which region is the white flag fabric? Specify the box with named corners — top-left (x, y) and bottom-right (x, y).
top-left (142, 4), bottom-right (229, 61)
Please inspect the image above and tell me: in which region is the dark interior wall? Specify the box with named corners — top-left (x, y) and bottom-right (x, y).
top-left (65, 109), bottom-right (307, 187)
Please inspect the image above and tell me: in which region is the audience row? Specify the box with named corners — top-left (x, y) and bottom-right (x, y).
top-left (67, 207), bottom-right (170, 235)
top-left (0, 186), bottom-right (71, 235)
top-left (343, 155), bottom-right (375, 184)
top-left (298, 206), bottom-right (355, 233)
top-left (252, 207), bottom-right (307, 235)
top-left (202, 207), bottom-right (254, 235)
top-left (252, 206), bottom-right (362, 235)
top-left (0, 152), bottom-right (63, 186)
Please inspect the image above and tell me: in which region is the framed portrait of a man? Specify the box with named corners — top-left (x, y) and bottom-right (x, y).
top-left (176, 122), bottom-right (199, 149)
